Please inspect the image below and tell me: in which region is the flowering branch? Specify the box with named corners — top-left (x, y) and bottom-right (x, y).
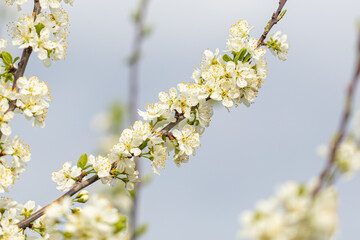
top-left (258, 0), bottom-right (287, 47)
top-left (9, 1), bottom-right (290, 236)
top-left (313, 26), bottom-right (360, 196)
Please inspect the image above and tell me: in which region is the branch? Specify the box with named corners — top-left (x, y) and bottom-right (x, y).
top-left (312, 27), bottom-right (360, 197)
top-left (12, 0), bottom-right (41, 90)
top-left (257, 0), bottom-right (287, 47)
top-left (128, 0), bottom-right (150, 238)
top-left (17, 0), bottom-right (288, 230)
top-left (17, 175), bottom-right (99, 229)
top-left (0, 1), bottom-right (41, 138)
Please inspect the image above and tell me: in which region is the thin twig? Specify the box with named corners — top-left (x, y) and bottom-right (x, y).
top-left (128, 0), bottom-right (150, 238)
top-left (257, 0), bottom-right (287, 47)
top-left (312, 27), bottom-right (360, 197)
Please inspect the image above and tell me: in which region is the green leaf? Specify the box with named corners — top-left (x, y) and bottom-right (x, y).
top-left (13, 57), bottom-right (20, 64)
top-left (35, 23), bottom-right (46, 36)
top-left (1, 52), bottom-right (12, 66)
top-left (222, 54), bottom-right (232, 62)
top-left (77, 153), bottom-right (88, 169)
top-left (238, 48), bottom-right (247, 61)
top-left (139, 139), bottom-right (149, 150)
top-left (234, 48), bottom-right (246, 63)
top-left (279, 9), bottom-right (287, 20)
top-left (233, 52), bottom-right (241, 64)
top-left (242, 53), bottom-right (252, 63)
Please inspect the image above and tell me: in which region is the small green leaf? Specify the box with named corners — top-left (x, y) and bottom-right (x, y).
top-left (13, 57), bottom-right (20, 64)
top-left (77, 153), bottom-right (88, 169)
top-left (222, 54), bottom-right (232, 62)
top-left (238, 48), bottom-right (247, 61)
top-left (279, 9), bottom-right (287, 20)
top-left (139, 138), bottom-right (149, 150)
top-left (233, 52), bottom-right (241, 64)
top-left (1, 52), bottom-right (12, 66)
top-left (242, 53), bottom-right (252, 63)
top-left (35, 23), bottom-right (45, 36)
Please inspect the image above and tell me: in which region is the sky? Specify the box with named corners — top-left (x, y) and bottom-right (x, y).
top-left (1, 0), bottom-right (360, 239)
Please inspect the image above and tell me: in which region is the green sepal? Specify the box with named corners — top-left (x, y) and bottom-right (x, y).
top-left (242, 53), bottom-right (252, 63)
top-left (114, 215), bottom-right (127, 233)
top-left (139, 138), bottom-right (149, 150)
top-left (133, 223), bottom-right (148, 238)
top-left (63, 232), bottom-right (72, 238)
top-left (35, 23), bottom-right (45, 36)
top-left (77, 153), bottom-right (88, 169)
top-left (222, 54), bottom-right (232, 62)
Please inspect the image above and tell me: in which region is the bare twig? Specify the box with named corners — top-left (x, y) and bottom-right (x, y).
top-left (258, 0), bottom-right (287, 47)
top-left (312, 27), bottom-right (360, 197)
top-left (128, 0), bottom-right (150, 238)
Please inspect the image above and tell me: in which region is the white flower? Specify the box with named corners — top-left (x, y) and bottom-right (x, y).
top-left (0, 164), bottom-right (13, 193)
top-left (52, 162), bottom-right (82, 191)
top-left (45, 197), bottom-right (72, 221)
top-left (64, 195), bottom-right (126, 240)
top-left (88, 155), bottom-right (112, 179)
top-left (172, 125), bottom-right (200, 156)
top-left (238, 181), bottom-right (338, 240)
top-left (0, 39), bottom-right (7, 52)
top-left (267, 31), bottom-right (289, 61)
top-left (229, 20), bottom-right (253, 38)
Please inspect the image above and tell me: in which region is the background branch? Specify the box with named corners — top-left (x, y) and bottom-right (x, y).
top-left (313, 26), bottom-right (360, 196)
top-left (128, 0), bottom-right (150, 238)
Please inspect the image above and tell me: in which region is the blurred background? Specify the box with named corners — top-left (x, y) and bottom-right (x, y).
top-left (2, 0), bottom-right (360, 239)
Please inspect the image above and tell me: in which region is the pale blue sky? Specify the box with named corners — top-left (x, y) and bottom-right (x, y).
top-left (2, 0), bottom-right (360, 239)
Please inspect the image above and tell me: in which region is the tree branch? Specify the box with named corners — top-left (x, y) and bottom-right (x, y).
top-left (312, 27), bottom-right (360, 197)
top-left (12, 0), bottom-right (41, 90)
top-left (257, 0), bottom-right (287, 47)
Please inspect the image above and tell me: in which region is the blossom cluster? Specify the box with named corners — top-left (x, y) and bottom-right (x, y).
top-left (52, 20), bottom-right (289, 192)
top-left (44, 194), bottom-right (127, 240)
top-left (0, 40), bottom-right (51, 192)
top-left (239, 180), bottom-right (338, 240)
top-left (0, 192), bottom-right (126, 239)
top-left (11, 8), bottom-right (70, 67)
top-left (0, 197), bottom-right (43, 239)
top-left (266, 31), bottom-right (289, 61)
